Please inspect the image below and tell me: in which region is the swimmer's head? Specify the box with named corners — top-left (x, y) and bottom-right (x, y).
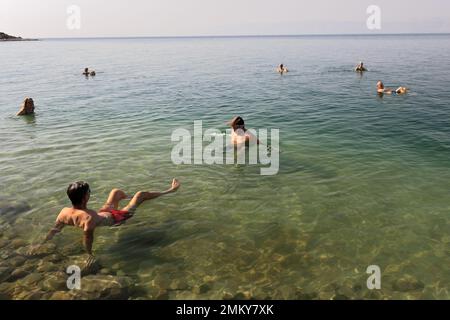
top-left (377, 81), bottom-right (384, 89)
top-left (280, 64), bottom-right (284, 69)
top-left (360, 62), bottom-right (364, 66)
top-left (24, 98), bottom-right (35, 113)
top-left (67, 181), bottom-right (91, 207)
top-left (84, 68), bottom-right (89, 73)
top-left (228, 116), bottom-right (245, 131)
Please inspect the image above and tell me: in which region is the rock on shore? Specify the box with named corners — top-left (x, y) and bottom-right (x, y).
top-left (0, 32), bottom-right (38, 41)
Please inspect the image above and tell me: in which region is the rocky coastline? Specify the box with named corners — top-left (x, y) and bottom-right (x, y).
top-left (0, 32), bottom-right (38, 41)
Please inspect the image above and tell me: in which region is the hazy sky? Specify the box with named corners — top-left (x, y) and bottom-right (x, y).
top-left (2, 0), bottom-right (450, 38)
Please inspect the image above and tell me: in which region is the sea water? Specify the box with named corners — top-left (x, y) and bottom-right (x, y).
top-left (0, 35), bottom-right (449, 299)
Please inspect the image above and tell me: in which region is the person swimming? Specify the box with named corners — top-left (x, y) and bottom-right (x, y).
top-left (355, 61), bottom-right (367, 72)
top-left (377, 81), bottom-right (408, 95)
top-left (28, 179), bottom-right (180, 269)
top-left (277, 64), bottom-right (288, 74)
top-left (16, 97), bottom-right (35, 116)
top-left (228, 116), bottom-right (259, 146)
top-left (83, 67), bottom-right (96, 76)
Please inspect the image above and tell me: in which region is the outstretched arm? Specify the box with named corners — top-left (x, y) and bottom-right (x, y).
top-left (27, 221), bottom-right (64, 255)
top-left (83, 229), bottom-right (94, 255)
top-left (44, 221), bottom-right (65, 242)
top-left (82, 229), bottom-right (98, 273)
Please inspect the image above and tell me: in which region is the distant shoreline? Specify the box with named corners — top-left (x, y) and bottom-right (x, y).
top-left (41, 32), bottom-right (450, 41)
top-left (3, 32), bottom-right (449, 42)
top-left (0, 38), bottom-right (39, 42)
top-left (0, 32), bottom-right (39, 42)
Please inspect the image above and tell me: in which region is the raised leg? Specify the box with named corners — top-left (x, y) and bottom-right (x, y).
top-left (100, 188), bottom-right (128, 211)
top-left (120, 179), bottom-right (180, 212)
top-left (121, 191), bottom-right (159, 212)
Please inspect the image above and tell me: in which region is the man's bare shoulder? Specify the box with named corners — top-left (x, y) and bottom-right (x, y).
top-left (57, 207), bottom-right (72, 218)
top-left (57, 207), bottom-right (93, 220)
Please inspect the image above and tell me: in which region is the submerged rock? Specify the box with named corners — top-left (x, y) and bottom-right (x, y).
top-left (0, 239), bottom-right (8, 249)
top-left (37, 261), bottom-right (60, 273)
top-left (392, 275), bottom-right (425, 292)
top-left (50, 291), bottom-right (76, 300)
top-left (8, 255), bottom-right (26, 268)
top-left (8, 268), bottom-right (29, 282)
top-left (193, 283), bottom-right (211, 295)
top-left (42, 253), bottom-right (64, 264)
top-left (0, 266), bottom-right (13, 282)
top-left (151, 274), bottom-right (170, 289)
top-left (13, 288), bottom-right (46, 300)
top-left (40, 275), bottom-right (68, 292)
top-left (230, 291), bottom-right (248, 300)
top-left (295, 291), bottom-right (318, 300)
top-left (77, 275), bottom-right (133, 299)
top-left (0, 202), bottom-right (31, 223)
top-left (21, 242), bottom-right (57, 258)
top-left (11, 239), bottom-right (27, 249)
top-left (318, 291), bottom-right (335, 300)
top-left (0, 282), bottom-right (15, 299)
top-left (99, 268), bottom-right (112, 275)
top-left (7, 261), bottom-right (35, 282)
top-left (169, 279), bottom-right (189, 291)
top-left (22, 273), bottom-right (44, 286)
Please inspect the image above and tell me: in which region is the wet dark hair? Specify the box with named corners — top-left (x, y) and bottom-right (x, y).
top-left (234, 116), bottom-right (244, 126)
top-left (67, 181), bottom-right (90, 206)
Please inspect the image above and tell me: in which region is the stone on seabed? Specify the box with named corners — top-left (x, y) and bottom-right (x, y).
top-left (392, 275), bottom-right (425, 292)
top-left (75, 275), bottom-right (133, 299)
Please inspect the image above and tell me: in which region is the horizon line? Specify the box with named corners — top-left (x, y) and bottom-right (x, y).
top-left (40, 32), bottom-right (450, 40)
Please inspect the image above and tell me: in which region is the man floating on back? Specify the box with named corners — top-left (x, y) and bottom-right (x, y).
top-left (29, 179), bottom-right (180, 267)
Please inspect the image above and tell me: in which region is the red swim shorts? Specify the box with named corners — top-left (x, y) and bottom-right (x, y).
top-left (101, 208), bottom-right (133, 224)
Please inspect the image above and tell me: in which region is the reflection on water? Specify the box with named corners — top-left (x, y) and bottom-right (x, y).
top-left (0, 35), bottom-right (449, 299)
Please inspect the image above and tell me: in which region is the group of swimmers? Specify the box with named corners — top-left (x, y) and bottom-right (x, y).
top-left (15, 62), bottom-right (408, 118)
top-left (27, 115), bottom-right (258, 265)
top-left (20, 62), bottom-right (407, 264)
top-left (15, 68), bottom-right (94, 116)
top-left (83, 67), bottom-right (96, 77)
top-left (356, 61), bottom-right (408, 95)
top-left (276, 61), bottom-right (409, 95)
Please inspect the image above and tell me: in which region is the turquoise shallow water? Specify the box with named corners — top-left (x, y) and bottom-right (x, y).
top-left (0, 35), bottom-right (449, 299)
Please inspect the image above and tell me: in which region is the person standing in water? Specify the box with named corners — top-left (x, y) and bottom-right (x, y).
top-left (355, 61), bottom-right (367, 72)
top-left (16, 97), bottom-right (35, 116)
top-left (377, 81), bottom-right (408, 95)
top-left (228, 116), bottom-right (259, 146)
top-left (277, 64), bottom-right (288, 74)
